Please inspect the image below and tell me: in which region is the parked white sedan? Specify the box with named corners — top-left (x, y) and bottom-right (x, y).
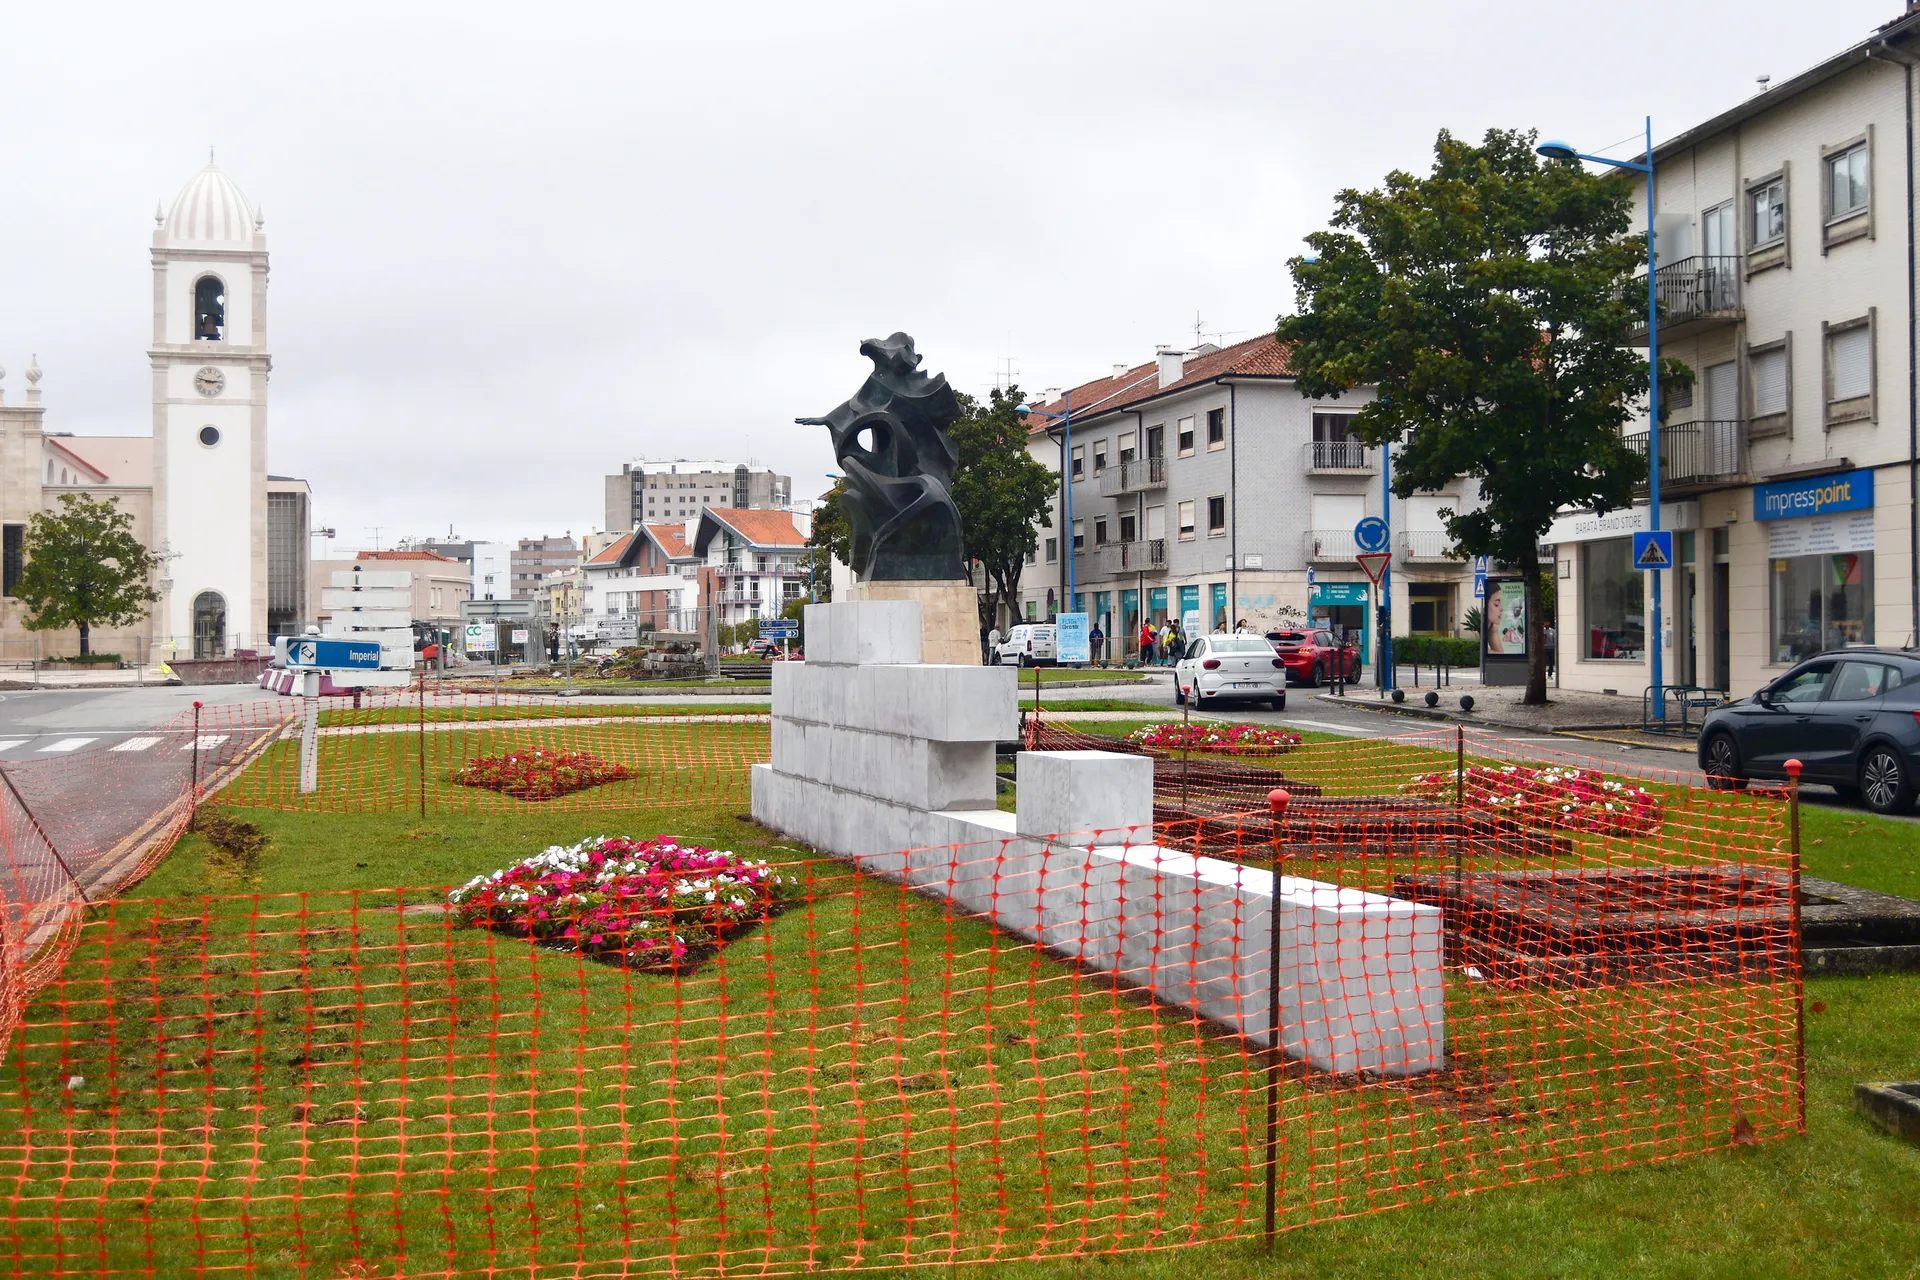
top-left (1174, 634), bottom-right (1287, 710)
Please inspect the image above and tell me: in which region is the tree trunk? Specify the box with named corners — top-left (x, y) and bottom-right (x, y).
top-left (78, 621), bottom-right (90, 658)
top-left (1520, 546), bottom-right (1546, 705)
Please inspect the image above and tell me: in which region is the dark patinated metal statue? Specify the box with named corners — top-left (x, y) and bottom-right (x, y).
top-left (797, 332), bottom-right (965, 581)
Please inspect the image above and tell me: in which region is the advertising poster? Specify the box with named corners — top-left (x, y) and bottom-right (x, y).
top-left (1484, 580), bottom-right (1527, 656)
top-left (1054, 612), bottom-right (1090, 664)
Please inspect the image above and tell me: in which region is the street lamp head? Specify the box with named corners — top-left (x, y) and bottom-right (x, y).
top-left (1536, 139), bottom-right (1579, 162)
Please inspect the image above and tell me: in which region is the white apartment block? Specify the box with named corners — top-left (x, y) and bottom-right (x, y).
top-left (1016, 338), bottom-right (1478, 664)
top-left (1551, 11), bottom-right (1920, 700)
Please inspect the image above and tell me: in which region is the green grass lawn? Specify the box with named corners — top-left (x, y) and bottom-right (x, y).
top-left (318, 703), bottom-right (771, 728)
top-left (3, 714), bottom-right (1914, 1276)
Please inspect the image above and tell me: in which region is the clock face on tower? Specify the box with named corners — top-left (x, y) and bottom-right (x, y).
top-left (194, 367), bottom-right (226, 397)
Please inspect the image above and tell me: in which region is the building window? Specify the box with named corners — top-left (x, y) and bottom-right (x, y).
top-left (1071, 520), bottom-right (1085, 552)
top-left (1119, 513), bottom-right (1137, 542)
top-left (1092, 441), bottom-right (1108, 474)
top-left (1177, 418), bottom-right (1195, 456)
top-left (1206, 407), bottom-right (1226, 448)
top-left (1043, 537), bottom-right (1056, 563)
top-left (1826, 316), bottom-right (1873, 420)
top-left (1750, 177), bottom-right (1785, 247)
top-left (1311, 412), bottom-right (1363, 468)
top-left (2, 525), bottom-right (21, 597)
top-left (1094, 518), bottom-right (1109, 545)
top-left (1117, 431), bottom-right (1136, 464)
top-left (1827, 142), bottom-right (1868, 220)
top-left (1145, 424), bottom-right (1165, 458)
top-left (193, 275), bottom-right (226, 341)
top-left (1177, 500), bottom-right (1196, 541)
top-left (1582, 539), bottom-right (1644, 660)
top-left (1751, 342), bottom-right (1790, 420)
top-left (1772, 552), bottom-right (1873, 662)
top-left (1070, 446), bottom-right (1084, 479)
top-left (1206, 495), bottom-right (1226, 535)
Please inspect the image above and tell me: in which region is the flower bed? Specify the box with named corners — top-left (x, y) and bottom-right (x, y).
top-left (1403, 764), bottom-right (1663, 836)
top-left (1125, 722), bottom-right (1303, 755)
top-left (450, 749), bottom-right (634, 800)
top-left (449, 835), bottom-right (792, 968)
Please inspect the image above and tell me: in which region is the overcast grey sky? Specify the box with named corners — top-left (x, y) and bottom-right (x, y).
top-left (0, 1), bottom-right (1899, 550)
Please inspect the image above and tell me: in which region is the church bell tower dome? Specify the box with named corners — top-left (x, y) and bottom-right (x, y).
top-left (159, 161), bottom-right (257, 248)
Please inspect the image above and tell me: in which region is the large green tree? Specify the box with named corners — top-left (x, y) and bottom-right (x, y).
top-left (805, 481), bottom-right (849, 602)
top-left (16, 493), bottom-right (161, 657)
top-left (1277, 127), bottom-right (1691, 704)
top-left (950, 385), bottom-right (1056, 628)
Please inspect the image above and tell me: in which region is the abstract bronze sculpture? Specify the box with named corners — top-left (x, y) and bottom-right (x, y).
top-left (798, 333), bottom-right (965, 581)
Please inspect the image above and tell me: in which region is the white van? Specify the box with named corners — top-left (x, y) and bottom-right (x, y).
top-left (991, 623), bottom-right (1058, 667)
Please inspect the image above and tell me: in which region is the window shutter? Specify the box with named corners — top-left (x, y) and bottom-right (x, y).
top-left (1754, 349), bottom-right (1788, 417)
top-left (1830, 326), bottom-right (1871, 401)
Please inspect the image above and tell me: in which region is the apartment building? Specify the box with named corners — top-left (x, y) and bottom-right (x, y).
top-left (308, 550), bottom-right (471, 632)
top-left (603, 460), bottom-right (792, 531)
top-left (692, 508), bottom-right (811, 628)
top-left (580, 522), bottom-right (703, 634)
top-left (1016, 337), bottom-right (1479, 663)
top-left (1549, 10), bottom-right (1920, 700)
top-left (509, 534), bottom-right (577, 601)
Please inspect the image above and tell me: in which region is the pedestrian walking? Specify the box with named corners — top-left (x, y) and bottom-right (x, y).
top-left (1139, 620), bottom-right (1156, 666)
top-left (1543, 622), bottom-right (1557, 678)
top-left (1089, 621), bottom-right (1105, 666)
top-left (986, 625), bottom-right (1002, 664)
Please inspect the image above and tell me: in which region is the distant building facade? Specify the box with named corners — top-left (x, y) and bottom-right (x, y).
top-left (693, 508), bottom-right (811, 628)
top-left (603, 460), bottom-right (791, 531)
top-left (308, 550), bottom-right (470, 631)
top-left (510, 534), bottom-right (577, 600)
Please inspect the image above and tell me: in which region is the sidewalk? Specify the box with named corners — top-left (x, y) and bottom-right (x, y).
top-left (0, 666), bottom-right (174, 690)
top-left (1313, 684), bottom-right (1676, 733)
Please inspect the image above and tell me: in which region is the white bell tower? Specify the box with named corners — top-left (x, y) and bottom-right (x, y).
top-left (150, 161), bottom-right (269, 657)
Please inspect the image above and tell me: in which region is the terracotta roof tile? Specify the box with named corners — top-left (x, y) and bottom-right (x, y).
top-left (357, 549), bottom-right (459, 562)
top-left (1024, 335), bottom-right (1294, 434)
top-left (643, 523), bottom-right (694, 559)
top-left (705, 508), bottom-right (806, 548)
top-left (584, 532), bottom-right (637, 566)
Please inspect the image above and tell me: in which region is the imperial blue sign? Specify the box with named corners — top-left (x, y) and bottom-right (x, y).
top-left (286, 639), bottom-right (382, 669)
top-left (1753, 468), bottom-right (1875, 522)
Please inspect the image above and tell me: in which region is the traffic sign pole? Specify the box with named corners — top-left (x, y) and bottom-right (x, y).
top-left (299, 670), bottom-right (321, 795)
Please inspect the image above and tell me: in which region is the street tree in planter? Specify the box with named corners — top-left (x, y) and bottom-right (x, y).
top-left (16, 494), bottom-right (160, 658)
top-left (950, 386), bottom-right (1055, 629)
top-left (1277, 127), bottom-right (1691, 704)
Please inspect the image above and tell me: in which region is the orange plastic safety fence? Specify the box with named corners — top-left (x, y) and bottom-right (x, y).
top-left (0, 702), bottom-right (1805, 1276)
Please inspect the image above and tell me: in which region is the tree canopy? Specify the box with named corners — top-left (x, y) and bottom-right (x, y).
top-left (949, 386), bottom-right (1056, 628)
top-left (15, 493), bottom-right (161, 656)
top-left (1276, 126), bottom-right (1691, 703)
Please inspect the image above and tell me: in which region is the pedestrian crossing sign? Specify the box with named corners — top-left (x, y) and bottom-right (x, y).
top-left (1632, 530), bottom-right (1674, 570)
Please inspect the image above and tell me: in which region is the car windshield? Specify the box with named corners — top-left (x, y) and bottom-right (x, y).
top-left (1210, 638), bottom-right (1274, 654)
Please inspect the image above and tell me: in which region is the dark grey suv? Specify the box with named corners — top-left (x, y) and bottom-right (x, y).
top-left (1698, 648), bottom-right (1920, 814)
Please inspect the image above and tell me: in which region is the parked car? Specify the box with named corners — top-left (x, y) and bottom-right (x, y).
top-left (1174, 634), bottom-right (1287, 710)
top-left (1697, 647), bottom-right (1920, 814)
top-left (991, 623), bottom-right (1057, 667)
top-left (1267, 628), bottom-right (1361, 686)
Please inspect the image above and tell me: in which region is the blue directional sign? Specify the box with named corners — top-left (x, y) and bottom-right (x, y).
top-left (1631, 530), bottom-right (1674, 571)
top-left (760, 620), bottom-right (798, 639)
top-left (1353, 516), bottom-right (1391, 554)
top-left (287, 638), bottom-right (382, 669)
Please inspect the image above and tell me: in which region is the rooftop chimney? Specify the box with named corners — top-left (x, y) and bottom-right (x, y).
top-left (1156, 346), bottom-right (1185, 389)
top-left (1112, 363), bottom-right (1129, 378)
top-left (1756, 73), bottom-right (1771, 93)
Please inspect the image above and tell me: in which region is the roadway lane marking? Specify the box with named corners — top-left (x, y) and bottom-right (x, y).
top-left (111, 737), bottom-right (162, 752)
top-left (182, 735), bottom-right (229, 750)
top-left (1284, 718), bottom-right (1388, 735)
top-left (40, 737), bottom-right (96, 752)
top-left (0, 740), bottom-right (25, 753)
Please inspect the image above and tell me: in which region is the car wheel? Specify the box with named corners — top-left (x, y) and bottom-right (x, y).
top-left (1702, 732), bottom-right (1747, 791)
top-left (1859, 746), bottom-right (1916, 815)
top-left (1270, 696), bottom-right (1286, 712)
top-left (1307, 661), bottom-right (1323, 688)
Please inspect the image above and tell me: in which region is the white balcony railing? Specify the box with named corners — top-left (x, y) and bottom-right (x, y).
top-left (1303, 440), bottom-right (1372, 472)
top-left (1399, 529), bottom-right (1458, 561)
top-left (1304, 529), bottom-right (1361, 562)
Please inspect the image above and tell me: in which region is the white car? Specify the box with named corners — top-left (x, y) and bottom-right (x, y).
top-left (991, 623), bottom-right (1058, 667)
top-left (1174, 634), bottom-right (1287, 709)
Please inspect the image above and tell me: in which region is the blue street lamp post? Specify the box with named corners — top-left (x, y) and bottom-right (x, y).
top-left (1024, 392), bottom-right (1074, 616)
top-left (1538, 119), bottom-right (1664, 719)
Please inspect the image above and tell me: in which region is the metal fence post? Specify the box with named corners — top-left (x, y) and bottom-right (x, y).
top-left (1785, 756), bottom-right (1806, 1135)
top-left (418, 678), bottom-right (428, 816)
top-left (190, 700), bottom-right (203, 816)
top-left (1264, 785), bottom-right (1291, 1252)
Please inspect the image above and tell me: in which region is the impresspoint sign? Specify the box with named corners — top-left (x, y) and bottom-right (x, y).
top-left (1753, 468), bottom-right (1874, 522)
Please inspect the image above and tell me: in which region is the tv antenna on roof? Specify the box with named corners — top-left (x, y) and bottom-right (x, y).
top-left (1193, 310), bottom-right (1245, 348)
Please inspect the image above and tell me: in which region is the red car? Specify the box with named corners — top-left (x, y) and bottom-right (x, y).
top-left (1267, 629), bottom-right (1361, 686)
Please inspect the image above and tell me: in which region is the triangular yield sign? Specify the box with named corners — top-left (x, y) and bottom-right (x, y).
top-left (1356, 552), bottom-right (1392, 584)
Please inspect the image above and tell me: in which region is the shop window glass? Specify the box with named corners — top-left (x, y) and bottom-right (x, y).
top-left (1582, 539), bottom-right (1644, 659)
top-left (1770, 552), bottom-right (1873, 663)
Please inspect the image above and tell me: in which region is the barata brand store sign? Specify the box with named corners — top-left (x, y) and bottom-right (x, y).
top-left (1544, 501), bottom-right (1700, 545)
top-left (1755, 468), bottom-right (1876, 557)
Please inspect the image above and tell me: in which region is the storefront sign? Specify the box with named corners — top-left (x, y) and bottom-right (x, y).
top-left (1545, 501), bottom-right (1700, 545)
top-left (1311, 583), bottom-right (1370, 606)
top-left (1766, 510), bottom-right (1876, 558)
top-left (1754, 468), bottom-right (1874, 522)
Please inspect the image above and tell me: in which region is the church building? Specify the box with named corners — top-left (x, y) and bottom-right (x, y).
top-left (0, 160), bottom-right (310, 662)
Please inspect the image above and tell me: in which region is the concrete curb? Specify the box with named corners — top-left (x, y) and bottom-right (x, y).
top-left (1309, 692), bottom-right (1651, 736)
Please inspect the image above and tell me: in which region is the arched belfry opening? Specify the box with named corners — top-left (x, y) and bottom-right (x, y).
top-left (192, 590), bottom-right (228, 658)
top-left (194, 276), bottom-right (226, 341)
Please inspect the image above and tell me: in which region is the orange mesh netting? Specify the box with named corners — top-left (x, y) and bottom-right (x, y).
top-left (0, 696), bottom-right (1804, 1276)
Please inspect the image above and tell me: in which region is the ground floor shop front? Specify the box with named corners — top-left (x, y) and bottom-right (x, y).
top-left (1548, 464), bottom-right (1917, 705)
